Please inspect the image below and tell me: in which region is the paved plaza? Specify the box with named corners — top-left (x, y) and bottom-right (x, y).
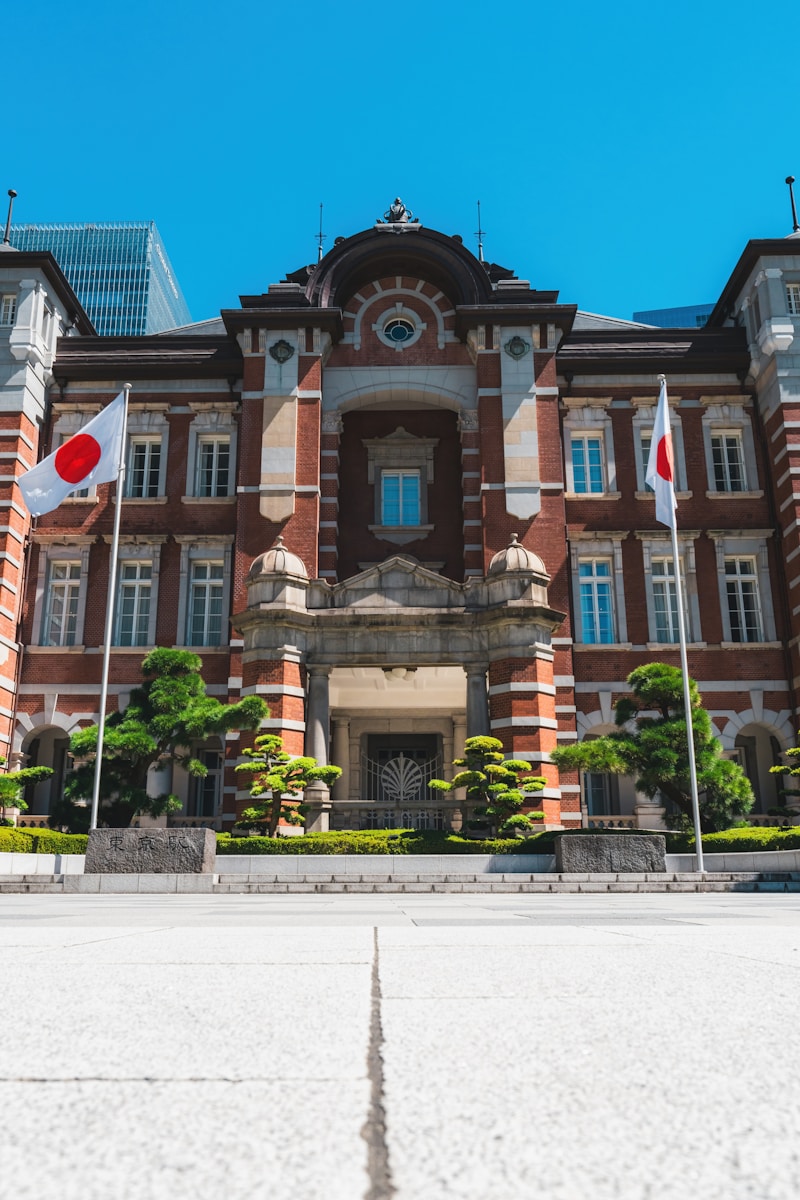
top-left (2, 892), bottom-right (800, 1200)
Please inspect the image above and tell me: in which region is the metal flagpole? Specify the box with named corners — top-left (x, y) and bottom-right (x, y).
top-left (89, 383), bottom-right (130, 831)
top-left (659, 375), bottom-right (705, 874)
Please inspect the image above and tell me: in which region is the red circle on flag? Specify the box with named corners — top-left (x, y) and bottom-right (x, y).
top-left (656, 435), bottom-right (674, 483)
top-left (55, 434), bottom-right (101, 485)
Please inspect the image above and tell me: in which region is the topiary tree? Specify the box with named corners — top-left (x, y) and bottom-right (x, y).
top-left (428, 735), bottom-right (546, 836)
top-left (235, 733), bottom-right (342, 837)
top-left (56, 648), bottom-right (267, 830)
top-left (550, 662), bottom-right (753, 833)
top-left (0, 755), bottom-right (53, 823)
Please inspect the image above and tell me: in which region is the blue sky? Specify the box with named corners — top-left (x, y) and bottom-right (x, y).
top-left (5, 0), bottom-right (799, 323)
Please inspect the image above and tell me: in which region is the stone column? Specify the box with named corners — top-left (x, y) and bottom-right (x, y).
top-left (465, 663), bottom-right (490, 737)
top-left (451, 714), bottom-right (468, 829)
top-left (332, 717), bottom-right (350, 804)
top-left (304, 666), bottom-right (332, 833)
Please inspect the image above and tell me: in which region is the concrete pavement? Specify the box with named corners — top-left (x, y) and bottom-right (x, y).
top-left (2, 893), bottom-right (799, 1199)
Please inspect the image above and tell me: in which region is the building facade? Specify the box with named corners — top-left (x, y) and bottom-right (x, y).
top-left (8, 223), bottom-right (191, 335)
top-left (2, 205), bottom-right (800, 833)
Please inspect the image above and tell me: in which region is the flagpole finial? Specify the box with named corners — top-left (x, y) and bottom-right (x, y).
top-left (657, 373), bottom-right (666, 385)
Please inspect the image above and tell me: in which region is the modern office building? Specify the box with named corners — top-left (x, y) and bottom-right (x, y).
top-left (2, 202), bottom-right (800, 834)
top-left (7, 222), bottom-right (191, 336)
top-left (632, 302), bottom-right (715, 328)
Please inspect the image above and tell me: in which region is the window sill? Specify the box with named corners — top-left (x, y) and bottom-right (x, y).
top-left (120, 496), bottom-right (168, 504)
top-left (704, 490), bottom-right (764, 500)
top-left (180, 644), bottom-right (228, 652)
top-left (719, 640), bottom-right (780, 650)
top-left (564, 492), bottom-right (621, 501)
top-left (634, 491), bottom-right (692, 501)
top-left (645, 641), bottom-right (707, 651)
top-left (368, 524), bottom-right (433, 546)
top-left (61, 496), bottom-right (98, 505)
top-left (182, 495), bottom-right (236, 504)
top-left (28, 644), bottom-right (86, 652)
top-left (573, 642), bottom-right (632, 651)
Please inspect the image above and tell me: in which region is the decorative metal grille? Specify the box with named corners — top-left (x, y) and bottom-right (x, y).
top-left (360, 752), bottom-right (442, 805)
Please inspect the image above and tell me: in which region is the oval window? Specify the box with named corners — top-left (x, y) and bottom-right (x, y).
top-left (383, 318), bottom-right (415, 344)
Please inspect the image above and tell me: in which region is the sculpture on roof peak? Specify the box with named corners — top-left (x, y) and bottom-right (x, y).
top-left (379, 197), bottom-right (417, 224)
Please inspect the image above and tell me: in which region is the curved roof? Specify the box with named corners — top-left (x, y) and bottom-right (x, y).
top-left (302, 225), bottom-right (496, 310)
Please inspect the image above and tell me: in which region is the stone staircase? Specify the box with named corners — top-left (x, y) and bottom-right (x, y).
top-left (2, 870), bottom-right (800, 894)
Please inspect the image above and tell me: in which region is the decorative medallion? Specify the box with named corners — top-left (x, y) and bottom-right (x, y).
top-left (269, 339), bottom-right (294, 365)
top-left (504, 335), bottom-right (531, 359)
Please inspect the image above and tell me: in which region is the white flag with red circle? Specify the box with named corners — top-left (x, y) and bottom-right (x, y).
top-left (645, 377), bottom-right (677, 530)
top-left (18, 391), bottom-right (126, 517)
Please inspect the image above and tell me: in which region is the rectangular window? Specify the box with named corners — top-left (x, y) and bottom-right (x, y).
top-left (188, 561), bottom-right (224, 646)
top-left (126, 439), bottom-right (161, 498)
top-left (787, 283), bottom-right (800, 315)
top-left (651, 558), bottom-right (683, 643)
top-left (725, 557), bottom-right (763, 642)
top-left (43, 561), bottom-right (81, 646)
top-left (640, 433), bottom-right (654, 492)
top-left (115, 561), bottom-right (152, 647)
top-left (381, 470), bottom-right (421, 525)
top-left (189, 749), bottom-right (223, 817)
top-left (579, 559), bottom-right (615, 644)
top-left (195, 437), bottom-right (230, 497)
top-left (584, 772), bottom-right (611, 816)
top-left (0, 295), bottom-right (16, 325)
top-left (571, 435), bottom-right (604, 493)
top-left (711, 432), bottom-right (746, 492)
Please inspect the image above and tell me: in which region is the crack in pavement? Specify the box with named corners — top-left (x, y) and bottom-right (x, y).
top-left (361, 927), bottom-right (395, 1200)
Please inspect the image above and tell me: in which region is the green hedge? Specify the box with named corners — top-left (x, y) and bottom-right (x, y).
top-left (0, 828), bottom-right (88, 854)
top-left (216, 828), bottom-right (555, 856)
top-left (664, 826), bottom-right (800, 854)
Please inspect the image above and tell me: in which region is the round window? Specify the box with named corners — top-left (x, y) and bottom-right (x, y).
top-left (383, 318), bottom-right (415, 344)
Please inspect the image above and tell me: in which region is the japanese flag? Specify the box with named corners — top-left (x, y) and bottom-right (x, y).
top-left (645, 376), bottom-right (677, 530)
top-left (19, 391), bottom-right (126, 517)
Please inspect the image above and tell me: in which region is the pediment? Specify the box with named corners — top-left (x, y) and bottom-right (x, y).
top-left (330, 555), bottom-right (466, 610)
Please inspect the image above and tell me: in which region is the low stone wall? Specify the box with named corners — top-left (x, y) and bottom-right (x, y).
top-left (4, 848), bottom-right (800, 876)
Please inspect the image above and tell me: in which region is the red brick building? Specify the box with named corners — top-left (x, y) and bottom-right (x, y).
top-left (2, 204), bottom-right (800, 831)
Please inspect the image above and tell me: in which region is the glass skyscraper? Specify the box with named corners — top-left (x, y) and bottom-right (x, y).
top-left (8, 222), bottom-right (191, 335)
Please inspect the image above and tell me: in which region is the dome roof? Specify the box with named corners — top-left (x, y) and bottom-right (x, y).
top-left (487, 535), bottom-right (547, 578)
top-left (247, 536), bottom-right (308, 581)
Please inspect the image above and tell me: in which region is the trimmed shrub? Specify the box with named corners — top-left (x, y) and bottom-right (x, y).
top-left (0, 828), bottom-right (35, 852)
top-left (29, 831), bottom-right (88, 855)
top-left (216, 828), bottom-right (554, 856)
top-left (0, 828), bottom-right (88, 854)
top-left (665, 825), bottom-right (800, 854)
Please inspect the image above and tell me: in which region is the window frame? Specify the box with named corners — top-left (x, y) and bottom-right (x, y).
top-left (637, 536), bottom-right (701, 647)
top-left (32, 540), bottom-right (92, 649)
top-left (175, 538), bottom-right (234, 649)
top-left (786, 282), bottom-right (800, 316)
top-left (632, 399), bottom-right (688, 496)
top-left (701, 400), bottom-right (761, 499)
top-left (562, 400), bottom-right (619, 498)
top-left (194, 435), bottom-right (232, 498)
top-left (380, 468), bottom-right (422, 526)
top-left (0, 294), bottom-right (17, 326)
top-left (363, 427), bottom-right (438, 544)
top-left (569, 433), bottom-right (605, 494)
top-left (125, 436), bottom-right (163, 499)
top-left (570, 536), bottom-right (629, 647)
top-left (724, 556), bottom-right (764, 644)
top-left (710, 430), bottom-right (747, 493)
top-left (710, 534), bottom-right (776, 646)
top-left (112, 546), bottom-right (161, 648)
top-left (577, 557), bottom-right (616, 645)
top-left (185, 403), bottom-right (238, 500)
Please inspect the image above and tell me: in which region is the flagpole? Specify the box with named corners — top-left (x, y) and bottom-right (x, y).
top-left (89, 384), bottom-right (130, 831)
top-left (658, 375), bottom-right (705, 874)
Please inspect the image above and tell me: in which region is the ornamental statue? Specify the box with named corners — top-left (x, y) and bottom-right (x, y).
top-left (379, 197), bottom-right (416, 224)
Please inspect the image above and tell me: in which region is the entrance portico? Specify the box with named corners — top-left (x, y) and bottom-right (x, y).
top-left (234, 537), bottom-right (566, 831)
